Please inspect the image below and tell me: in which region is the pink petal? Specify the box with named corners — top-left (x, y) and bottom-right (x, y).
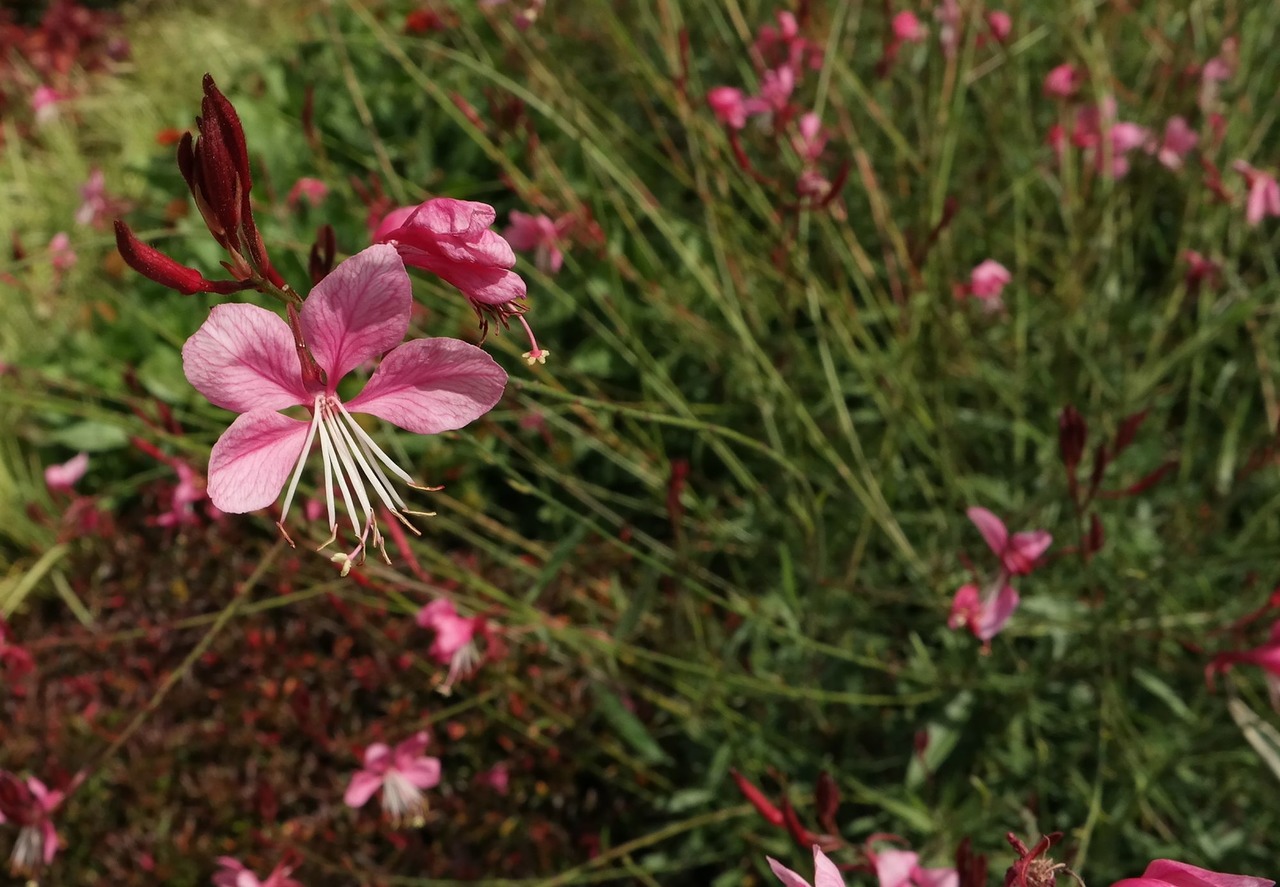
top-left (45, 452), bottom-right (89, 491)
top-left (372, 205), bottom-right (418, 241)
top-left (397, 756), bottom-right (442, 789)
top-left (768, 857), bottom-right (814, 887)
top-left (206, 410), bottom-right (311, 513)
top-left (416, 597), bottom-right (459, 629)
top-left (1006, 530), bottom-right (1052, 573)
top-left (976, 584), bottom-right (1020, 641)
top-left (948, 584), bottom-right (981, 631)
top-left (1144, 860), bottom-right (1275, 887)
top-left (875, 849), bottom-right (920, 887)
top-left (393, 731), bottom-right (432, 762)
top-left (966, 507), bottom-right (1009, 556)
top-left (182, 304), bottom-right (310, 412)
top-left (812, 847), bottom-right (846, 887)
top-left (409, 197), bottom-right (497, 236)
top-left (41, 820), bottom-right (59, 864)
top-left (343, 770), bottom-right (384, 808)
top-left (346, 337), bottom-right (507, 434)
top-left (300, 244), bottom-right (412, 383)
top-left (504, 211), bottom-right (543, 250)
top-left (916, 867), bottom-right (959, 887)
top-left (363, 742), bottom-right (392, 771)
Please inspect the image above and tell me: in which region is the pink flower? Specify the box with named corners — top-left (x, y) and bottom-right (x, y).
top-left (768, 845), bottom-right (844, 887)
top-left (0, 774), bottom-right (63, 874)
top-left (286, 177), bottom-right (329, 209)
top-left (934, 0), bottom-right (962, 56)
top-left (344, 732), bottom-right (442, 827)
top-left (44, 452), bottom-right (88, 492)
top-left (180, 244), bottom-right (507, 575)
top-left (708, 86), bottom-right (751, 130)
top-left (948, 582), bottom-right (1020, 642)
top-left (967, 506), bottom-right (1052, 576)
top-left (31, 85), bottom-right (65, 124)
top-left (985, 11), bottom-right (1012, 44)
top-left (891, 12), bottom-right (926, 43)
top-left (416, 598), bottom-right (484, 691)
top-left (504, 211), bottom-right (565, 275)
top-left (75, 169), bottom-right (108, 227)
top-left (1232, 161), bottom-right (1280, 226)
top-left (212, 857), bottom-right (304, 887)
top-left (154, 462), bottom-right (217, 528)
top-left (49, 232), bottom-right (76, 273)
top-left (1070, 99), bottom-right (1148, 179)
top-left (372, 199), bottom-right (546, 363)
top-left (1150, 117), bottom-right (1198, 170)
top-left (872, 847), bottom-right (959, 887)
top-left (1043, 63), bottom-right (1081, 99)
top-left (1111, 859), bottom-right (1274, 887)
top-left (954, 260), bottom-right (1011, 310)
top-left (792, 113), bottom-right (827, 164)
top-left (476, 763), bottom-right (510, 795)
top-left (754, 66), bottom-right (796, 115)
top-left (1209, 621), bottom-right (1280, 709)
top-left (1199, 37), bottom-right (1237, 111)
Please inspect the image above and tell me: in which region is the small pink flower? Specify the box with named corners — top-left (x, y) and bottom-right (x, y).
top-left (870, 846), bottom-right (959, 887)
top-left (934, 0), bottom-right (962, 56)
top-left (967, 506), bottom-right (1052, 576)
top-left (416, 598), bottom-right (484, 692)
top-left (1111, 859), bottom-right (1273, 887)
top-left (1043, 63), bottom-right (1081, 99)
top-left (212, 857), bottom-right (304, 887)
top-left (891, 12), bottom-right (926, 43)
top-left (504, 211), bottom-right (565, 275)
top-left (286, 177), bottom-right (329, 209)
top-left (985, 11), bottom-right (1012, 44)
top-left (955, 260), bottom-right (1011, 310)
top-left (750, 65), bottom-right (797, 116)
top-left (948, 581), bottom-right (1020, 642)
top-left (1209, 621), bottom-right (1280, 709)
top-left (75, 169), bottom-right (108, 227)
top-left (31, 85), bottom-right (65, 124)
top-left (768, 845), bottom-right (845, 887)
top-left (49, 232), bottom-right (77, 273)
top-left (1150, 117), bottom-right (1198, 170)
top-left (344, 732), bottom-right (442, 827)
top-left (372, 198), bottom-right (546, 363)
top-left (707, 86), bottom-right (751, 130)
top-left (44, 452), bottom-right (89, 492)
top-left (476, 763), bottom-right (510, 795)
top-left (1232, 161), bottom-right (1280, 226)
top-left (180, 244), bottom-right (507, 575)
top-left (0, 774), bottom-right (64, 874)
top-left (154, 462), bottom-right (216, 528)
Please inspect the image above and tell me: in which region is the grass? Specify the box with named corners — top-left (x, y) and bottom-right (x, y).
top-left (2, 0), bottom-right (1280, 883)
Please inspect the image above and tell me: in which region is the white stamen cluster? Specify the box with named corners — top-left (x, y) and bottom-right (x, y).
top-left (380, 770), bottom-right (428, 829)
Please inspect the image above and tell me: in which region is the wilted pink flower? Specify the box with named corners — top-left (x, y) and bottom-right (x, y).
top-left (1111, 859), bottom-right (1274, 887)
top-left (49, 232), bottom-right (76, 273)
top-left (31, 85), bottom-right (65, 124)
top-left (344, 731), bottom-right (442, 827)
top-left (954, 260), bottom-right (1011, 310)
top-left (1149, 117), bottom-right (1198, 170)
top-left (985, 11), bottom-right (1012, 44)
top-left (212, 857), bottom-right (304, 887)
top-left (948, 582), bottom-right (1020, 643)
top-left (768, 845), bottom-right (844, 887)
top-left (708, 86), bottom-right (751, 130)
top-left (0, 774), bottom-right (63, 874)
top-left (505, 211), bottom-right (566, 275)
top-left (372, 198), bottom-right (546, 363)
top-left (891, 11), bottom-right (926, 43)
top-left (1043, 63), bottom-right (1081, 99)
top-left (44, 452), bottom-right (88, 492)
top-left (416, 598), bottom-right (485, 691)
top-left (1208, 621), bottom-right (1280, 709)
top-left (871, 846), bottom-right (959, 887)
top-left (286, 177), bottom-right (329, 209)
top-left (1232, 161), bottom-right (1280, 226)
top-left (967, 506), bottom-right (1052, 576)
top-left (181, 244), bottom-right (507, 575)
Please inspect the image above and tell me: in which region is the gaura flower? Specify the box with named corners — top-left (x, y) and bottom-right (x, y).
top-left (44, 452), bottom-right (89, 492)
top-left (286, 177), bottom-right (329, 209)
top-left (504, 211), bottom-right (567, 275)
top-left (416, 598), bottom-right (485, 692)
top-left (954, 260), bottom-right (1012, 311)
top-left (768, 845), bottom-right (844, 887)
top-left (871, 847), bottom-right (958, 887)
top-left (0, 773), bottom-right (63, 875)
top-left (1043, 63), bottom-right (1081, 99)
top-left (181, 244), bottom-right (507, 575)
top-left (212, 856), bottom-right (304, 887)
top-left (707, 86), bottom-right (752, 130)
top-left (373, 198), bottom-right (546, 363)
top-left (344, 731), bottom-right (442, 827)
top-left (949, 582), bottom-right (1020, 643)
top-left (49, 232), bottom-right (77, 274)
top-left (984, 11), bottom-right (1012, 44)
top-left (967, 506), bottom-right (1051, 576)
top-left (891, 12), bottom-right (926, 44)
top-left (1232, 161), bottom-right (1280, 227)
top-left (1111, 859), bottom-right (1273, 887)
top-left (1149, 117), bottom-right (1198, 171)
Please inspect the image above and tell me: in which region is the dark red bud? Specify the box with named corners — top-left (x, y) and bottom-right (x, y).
top-left (814, 771), bottom-right (839, 827)
top-left (1084, 512), bottom-right (1104, 558)
top-left (201, 74), bottom-right (252, 193)
top-left (780, 797), bottom-right (819, 849)
top-left (729, 769), bottom-right (784, 827)
top-left (1101, 460), bottom-right (1178, 499)
top-left (1086, 441), bottom-right (1109, 499)
top-left (114, 220), bottom-right (249, 295)
top-left (1112, 409), bottom-right (1149, 457)
top-left (1057, 405), bottom-right (1087, 474)
top-left (955, 837), bottom-right (989, 887)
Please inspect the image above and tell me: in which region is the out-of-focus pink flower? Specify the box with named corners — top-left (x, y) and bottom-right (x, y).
top-left (1111, 859), bottom-right (1274, 887)
top-left (1043, 63), bottom-right (1081, 99)
top-left (755, 11), bottom-right (823, 72)
top-left (286, 177), bottom-right (329, 209)
top-left (1183, 250), bottom-right (1220, 292)
top-left (967, 506), bottom-right (1052, 576)
top-left (870, 845), bottom-right (959, 887)
top-left (49, 232), bottom-right (77, 273)
top-left (477, 763), bottom-right (510, 795)
top-left (1149, 117), bottom-right (1198, 170)
top-left (1208, 621), bottom-right (1280, 709)
top-left (985, 11), bottom-right (1012, 44)
top-left (934, 0), bottom-right (962, 56)
top-left (768, 845), bottom-right (845, 887)
top-left (416, 598), bottom-right (485, 691)
top-left (708, 86), bottom-right (751, 130)
top-left (0, 773), bottom-right (64, 874)
top-left (154, 462), bottom-right (216, 528)
top-left (792, 113), bottom-right (827, 164)
top-left (372, 198), bottom-right (546, 362)
top-left (212, 856), bottom-right (304, 887)
top-left (954, 260), bottom-right (1011, 310)
top-left (180, 245), bottom-right (507, 575)
top-left (505, 211), bottom-right (565, 275)
top-left (31, 85), bottom-right (65, 124)
top-left (752, 65), bottom-right (796, 115)
top-left (948, 581), bottom-right (1020, 643)
top-left (1199, 37), bottom-right (1237, 112)
top-left (344, 732), bottom-right (442, 827)
top-left (1070, 99), bottom-right (1148, 178)
top-left (891, 12), bottom-right (926, 43)
top-left (75, 169), bottom-right (108, 227)
top-left (45, 452), bottom-right (88, 492)
top-left (1232, 161), bottom-right (1280, 226)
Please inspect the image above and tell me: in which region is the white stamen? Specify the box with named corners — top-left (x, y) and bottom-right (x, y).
top-left (316, 407), bottom-right (361, 539)
top-left (277, 395), bottom-right (325, 538)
